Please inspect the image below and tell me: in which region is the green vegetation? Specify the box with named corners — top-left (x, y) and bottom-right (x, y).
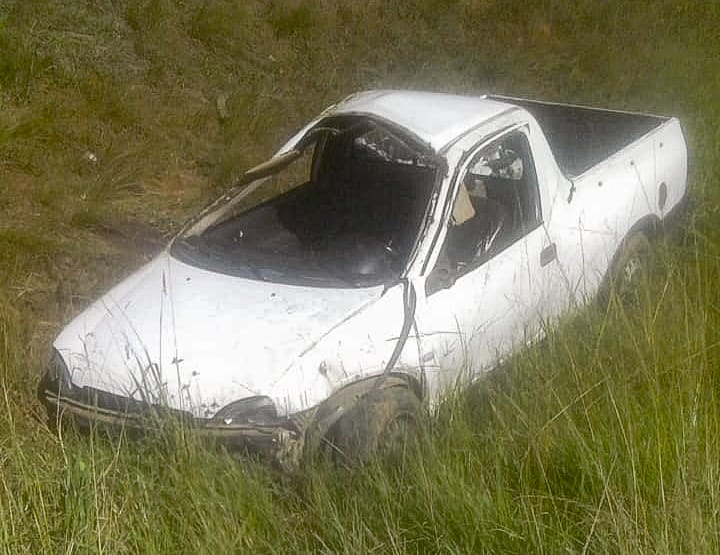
top-left (1, 0), bottom-right (719, 552)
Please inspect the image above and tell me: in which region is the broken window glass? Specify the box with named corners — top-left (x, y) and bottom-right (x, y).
top-left (352, 127), bottom-right (428, 166)
top-left (427, 128), bottom-right (542, 294)
top-left (173, 117), bottom-right (437, 288)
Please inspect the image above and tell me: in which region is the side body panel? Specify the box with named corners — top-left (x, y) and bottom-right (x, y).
top-left (546, 118), bottom-right (687, 303)
top-left (408, 110), bottom-right (687, 404)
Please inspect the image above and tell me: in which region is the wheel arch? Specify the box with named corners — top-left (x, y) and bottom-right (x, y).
top-left (628, 213), bottom-right (662, 239)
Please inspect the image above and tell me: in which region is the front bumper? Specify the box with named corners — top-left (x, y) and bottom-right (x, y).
top-left (38, 373), bottom-right (305, 466)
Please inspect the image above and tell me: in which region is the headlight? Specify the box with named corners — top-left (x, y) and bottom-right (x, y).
top-left (45, 349), bottom-right (73, 392)
top-left (213, 396), bottom-right (277, 425)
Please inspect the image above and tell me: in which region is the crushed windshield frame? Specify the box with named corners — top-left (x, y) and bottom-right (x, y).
top-left (171, 116), bottom-right (440, 288)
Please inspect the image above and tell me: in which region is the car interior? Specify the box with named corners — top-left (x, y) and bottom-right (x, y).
top-left (426, 129), bottom-right (542, 294)
top-left (179, 116), bottom-right (439, 287)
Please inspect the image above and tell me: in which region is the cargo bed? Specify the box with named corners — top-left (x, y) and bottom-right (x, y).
top-left (489, 95), bottom-right (667, 178)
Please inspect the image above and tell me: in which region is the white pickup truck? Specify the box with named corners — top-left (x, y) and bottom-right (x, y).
top-left (41, 90), bottom-right (687, 464)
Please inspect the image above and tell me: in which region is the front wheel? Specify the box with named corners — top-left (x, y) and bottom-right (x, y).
top-left (322, 386), bottom-right (422, 465)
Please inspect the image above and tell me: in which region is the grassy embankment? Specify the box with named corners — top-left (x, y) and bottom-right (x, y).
top-left (1, 1), bottom-right (720, 552)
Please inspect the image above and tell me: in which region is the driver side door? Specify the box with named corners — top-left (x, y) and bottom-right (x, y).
top-left (413, 126), bottom-right (554, 396)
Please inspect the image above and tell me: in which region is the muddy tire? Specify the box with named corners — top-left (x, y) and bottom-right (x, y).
top-left (322, 386), bottom-right (422, 465)
top-left (600, 230), bottom-right (653, 306)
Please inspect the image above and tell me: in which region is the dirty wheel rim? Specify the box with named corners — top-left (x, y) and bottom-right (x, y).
top-left (622, 252), bottom-right (643, 286)
top-left (616, 232), bottom-right (651, 301)
top-left (377, 413), bottom-right (418, 460)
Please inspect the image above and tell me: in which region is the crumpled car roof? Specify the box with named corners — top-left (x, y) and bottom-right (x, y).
top-left (333, 90), bottom-right (511, 152)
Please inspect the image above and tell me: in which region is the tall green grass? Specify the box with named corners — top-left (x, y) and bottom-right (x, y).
top-left (1, 0), bottom-right (720, 552)
top-left (3, 240), bottom-right (719, 552)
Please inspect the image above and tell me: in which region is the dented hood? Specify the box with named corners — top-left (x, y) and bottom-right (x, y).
top-left (53, 251), bottom-right (388, 418)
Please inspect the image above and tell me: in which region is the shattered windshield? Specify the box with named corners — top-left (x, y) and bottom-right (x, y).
top-left (172, 116), bottom-right (437, 287)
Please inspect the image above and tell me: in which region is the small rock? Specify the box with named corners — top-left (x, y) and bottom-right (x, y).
top-left (83, 151), bottom-right (99, 164)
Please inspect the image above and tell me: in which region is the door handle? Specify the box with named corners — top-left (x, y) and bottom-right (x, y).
top-left (540, 243), bottom-right (557, 267)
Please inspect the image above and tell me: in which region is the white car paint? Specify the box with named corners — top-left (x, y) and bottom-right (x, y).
top-left (54, 253), bottom-right (419, 417)
top-left (52, 90), bottom-right (688, 421)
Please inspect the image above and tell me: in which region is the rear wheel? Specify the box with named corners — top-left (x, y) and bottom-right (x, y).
top-left (322, 386), bottom-right (422, 465)
top-left (601, 230), bottom-right (653, 305)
